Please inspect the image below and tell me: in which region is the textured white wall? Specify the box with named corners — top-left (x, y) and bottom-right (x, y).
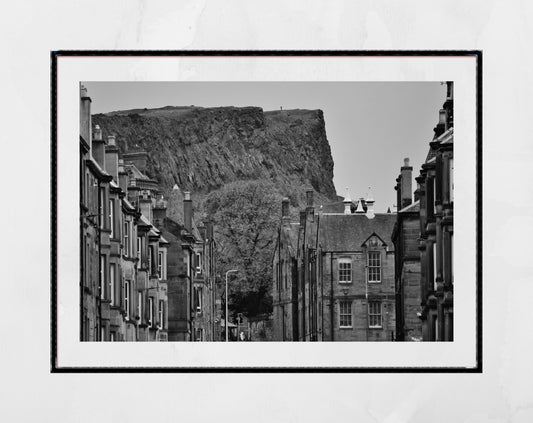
top-left (2, 1), bottom-right (533, 422)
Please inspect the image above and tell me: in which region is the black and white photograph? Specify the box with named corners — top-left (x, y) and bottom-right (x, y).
top-left (52, 52), bottom-right (479, 370)
top-left (79, 80), bottom-right (455, 344)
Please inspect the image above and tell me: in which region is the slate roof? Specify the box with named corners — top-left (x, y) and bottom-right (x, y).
top-left (159, 217), bottom-right (182, 242)
top-left (318, 213), bottom-right (396, 252)
top-left (320, 201), bottom-right (345, 213)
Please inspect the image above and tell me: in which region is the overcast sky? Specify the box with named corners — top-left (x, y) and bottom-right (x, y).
top-left (84, 81), bottom-right (446, 212)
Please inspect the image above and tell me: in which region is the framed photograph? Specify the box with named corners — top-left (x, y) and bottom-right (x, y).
top-left (51, 51), bottom-right (481, 372)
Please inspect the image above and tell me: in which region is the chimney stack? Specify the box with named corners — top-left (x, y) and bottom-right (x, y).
top-left (184, 191), bottom-right (192, 233)
top-left (401, 158), bottom-right (413, 209)
top-left (105, 135), bottom-right (119, 182)
top-left (91, 125), bottom-right (106, 168)
top-left (139, 190), bottom-right (152, 222)
top-left (343, 187), bottom-right (352, 215)
top-left (118, 159), bottom-right (128, 192)
top-left (365, 187), bottom-right (375, 219)
top-left (152, 195), bottom-right (167, 228)
top-left (79, 84), bottom-right (92, 150)
top-left (446, 81), bottom-right (453, 101)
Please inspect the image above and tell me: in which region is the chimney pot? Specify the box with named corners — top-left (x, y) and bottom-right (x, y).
top-left (439, 109), bottom-right (447, 125)
top-left (446, 82), bottom-right (453, 100)
top-left (365, 188), bottom-right (375, 219)
top-left (400, 158), bottom-right (413, 209)
top-left (107, 135), bottom-right (116, 146)
top-left (184, 192), bottom-right (192, 233)
top-left (343, 187), bottom-right (352, 214)
top-left (93, 125), bottom-right (102, 141)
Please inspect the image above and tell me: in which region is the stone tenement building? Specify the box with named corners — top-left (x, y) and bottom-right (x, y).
top-left (152, 191), bottom-right (218, 342)
top-left (392, 158), bottom-right (423, 341)
top-left (272, 190), bottom-right (397, 341)
top-left (394, 81), bottom-right (454, 342)
top-left (80, 85), bottom-right (216, 342)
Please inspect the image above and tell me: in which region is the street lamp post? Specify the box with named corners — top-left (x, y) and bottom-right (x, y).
top-left (225, 270), bottom-right (238, 342)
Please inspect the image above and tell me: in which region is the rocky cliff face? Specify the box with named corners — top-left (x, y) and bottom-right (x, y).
top-left (92, 106), bottom-right (337, 207)
top-left (93, 105), bottom-right (338, 317)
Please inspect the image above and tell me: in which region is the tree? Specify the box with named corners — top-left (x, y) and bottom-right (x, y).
top-left (203, 180), bottom-right (283, 317)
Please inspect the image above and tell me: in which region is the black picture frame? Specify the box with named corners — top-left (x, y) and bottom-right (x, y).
top-left (51, 50), bottom-right (482, 373)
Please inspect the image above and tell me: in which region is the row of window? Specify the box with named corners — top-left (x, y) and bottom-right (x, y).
top-left (274, 251), bottom-right (384, 295)
top-left (426, 155), bottom-right (454, 217)
top-left (339, 301), bottom-right (383, 329)
top-left (123, 280), bottom-right (165, 329)
top-left (429, 232), bottom-right (454, 291)
top-left (338, 251), bottom-right (382, 283)
top-left (98, 257), bottom-right (165, 328)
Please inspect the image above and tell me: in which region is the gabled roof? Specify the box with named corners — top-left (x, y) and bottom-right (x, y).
top-left (318, 213), bottom-right (396, 252)
top-left (361, 232), bottom-right (389, 248)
